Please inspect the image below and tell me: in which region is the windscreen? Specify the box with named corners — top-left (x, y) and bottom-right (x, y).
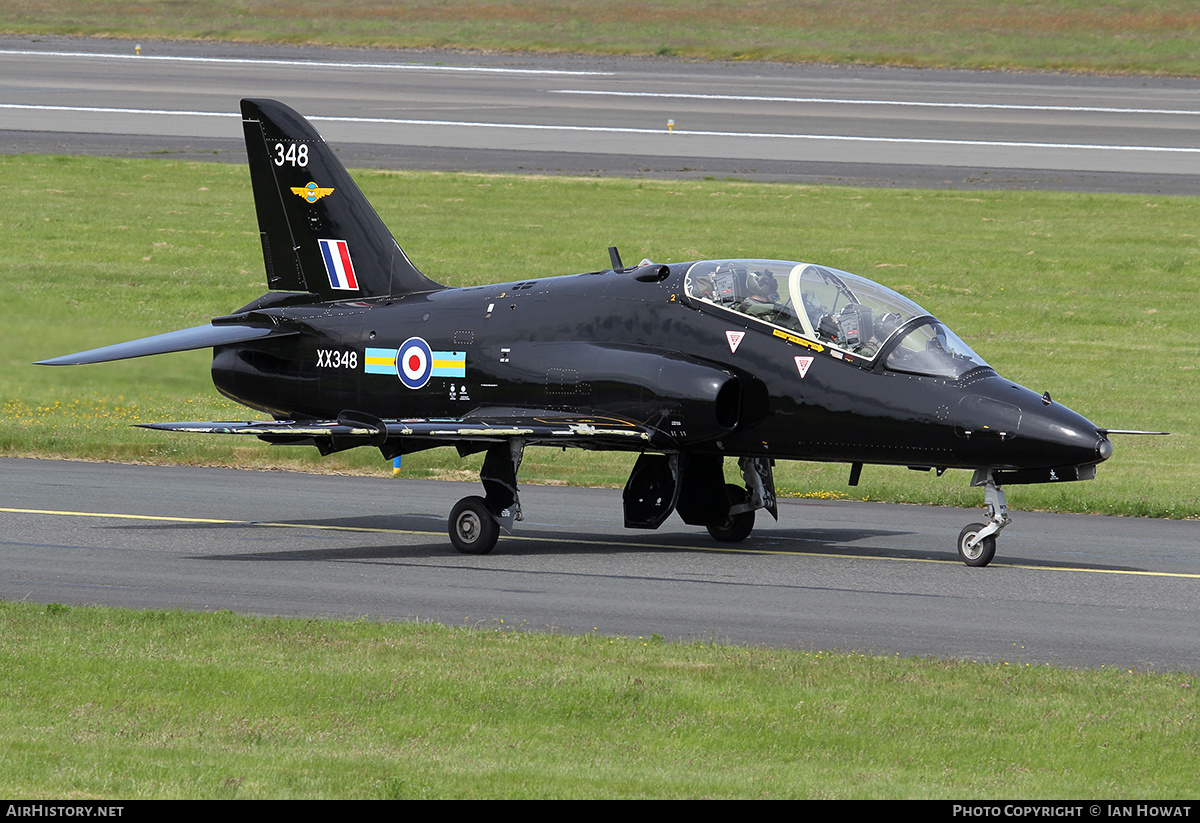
top-left (883, 320), bottom-right (990, 379)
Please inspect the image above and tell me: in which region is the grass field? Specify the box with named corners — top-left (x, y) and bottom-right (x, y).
top-left (1, 601), bottom-right (1195, 799)
top-left (3, 1), bottom-right (1200, 76)
top-left (3, 154), bottom-right (1196, 517)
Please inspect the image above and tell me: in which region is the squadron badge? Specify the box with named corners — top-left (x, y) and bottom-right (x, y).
top-left (291, 181), bottom-right (335, 203)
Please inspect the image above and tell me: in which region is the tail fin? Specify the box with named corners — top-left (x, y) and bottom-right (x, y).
top-left (241, 98), bottom-right (443, 299)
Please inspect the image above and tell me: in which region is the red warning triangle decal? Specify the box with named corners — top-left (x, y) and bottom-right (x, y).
top-left (795, 356), bottom-right (814, 378)
top-left (726, 330), bottom-right (745, 353)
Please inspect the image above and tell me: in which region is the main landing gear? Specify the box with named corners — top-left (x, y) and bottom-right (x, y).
top-left (448, 496), bottom-right (501, 555)
top-left (707, 484), bottom-right (756, 542)
top-left (705, 458), bottom-right (776, 543)
top-left (957, 470), bottom-right (1009, 567)
top-left (448, 440), bottom-right (524, 555)
top-left (446, 443), bottom-right (778, 555)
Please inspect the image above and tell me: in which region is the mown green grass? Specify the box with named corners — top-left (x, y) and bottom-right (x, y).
top-left (3, 1), bottom-right (1199, 75)
top-left (0, 601), bottom-right (1194, 799)
top-left (2, 154), bottom-right (1197, 516)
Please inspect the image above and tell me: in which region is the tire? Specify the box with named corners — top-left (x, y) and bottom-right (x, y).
top-left (957, 523), bottom-right (996, 567)
top-left (706, 484), bottom-right (755, 543)
top-left (449, 496), bottom-right (499, 555)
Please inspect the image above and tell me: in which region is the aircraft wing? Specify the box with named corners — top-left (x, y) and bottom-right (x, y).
top-left (140, 411), bottom-right (655, 453)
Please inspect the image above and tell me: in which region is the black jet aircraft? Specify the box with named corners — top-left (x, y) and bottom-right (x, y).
top-left (40, 98), bottom-right (1130, 566)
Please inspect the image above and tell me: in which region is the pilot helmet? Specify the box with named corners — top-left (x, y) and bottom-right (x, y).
top-left (747, 271), bottom-right (777, 298)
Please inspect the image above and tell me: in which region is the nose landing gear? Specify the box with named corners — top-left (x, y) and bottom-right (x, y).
top-left (957, 470), bottom-right (1009, 567)
top-left (957, 522), bottom-right (997, 567)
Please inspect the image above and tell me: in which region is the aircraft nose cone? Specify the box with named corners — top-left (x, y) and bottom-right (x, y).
top-left (1019, 396), bottom-right (1109, 468)
top-left (959, 377), bottom-right (1108, 470)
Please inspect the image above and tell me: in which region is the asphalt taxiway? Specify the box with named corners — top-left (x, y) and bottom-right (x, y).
top-left (3, 458), bottom-right (1196, 671)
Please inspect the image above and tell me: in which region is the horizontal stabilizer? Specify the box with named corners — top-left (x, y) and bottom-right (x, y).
top-left (36, 324), bottom-right (297, 366)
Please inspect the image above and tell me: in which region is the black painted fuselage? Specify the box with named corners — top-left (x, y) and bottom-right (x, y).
top-left (213, 263), bottom-right (1107, 479)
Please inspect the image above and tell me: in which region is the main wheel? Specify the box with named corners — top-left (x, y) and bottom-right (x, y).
top-left (707, 484), bottom-right (755, 543)
top-left (957, 523), bottom-right (996, 567)
top-left (449, 496), bottom-right (499, 555)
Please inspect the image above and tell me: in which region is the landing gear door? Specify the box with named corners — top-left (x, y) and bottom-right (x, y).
top-left (623, 453), bottom-right (681, 529)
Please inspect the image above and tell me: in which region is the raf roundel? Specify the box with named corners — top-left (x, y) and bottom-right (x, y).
top-left (397, 337), bottom-right (433, 389)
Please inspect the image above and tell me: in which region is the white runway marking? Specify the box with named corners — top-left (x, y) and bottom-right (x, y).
top-left (3, 103), bottom-right (1196, 155)
top-left (550, 89), bottom-right (1200, 118)
top-left (0, 48), bottom-right (614, 76)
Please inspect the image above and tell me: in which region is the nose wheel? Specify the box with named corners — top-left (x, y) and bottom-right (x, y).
top-left (957, 523), bottom-right (997, 567)
top-left (958, 470), bottom-right (1009, 567)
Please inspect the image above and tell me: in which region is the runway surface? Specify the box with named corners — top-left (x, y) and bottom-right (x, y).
top-left (1, 36), bottom-right (1198, 192)
top-left (3, 458), bottom-right (1197, 672)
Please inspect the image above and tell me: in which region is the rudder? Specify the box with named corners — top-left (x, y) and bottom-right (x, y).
top-left (241, 98), bottom-right (443, 299)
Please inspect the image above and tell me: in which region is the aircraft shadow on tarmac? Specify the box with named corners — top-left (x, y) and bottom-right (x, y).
top-left (109, 513), bottom-right (943, 563)
top-left (105, 514), bottom-right (1154, 572)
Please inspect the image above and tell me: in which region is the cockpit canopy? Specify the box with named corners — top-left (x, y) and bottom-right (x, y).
top-left (684, 259), bottom-right (990, 380)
